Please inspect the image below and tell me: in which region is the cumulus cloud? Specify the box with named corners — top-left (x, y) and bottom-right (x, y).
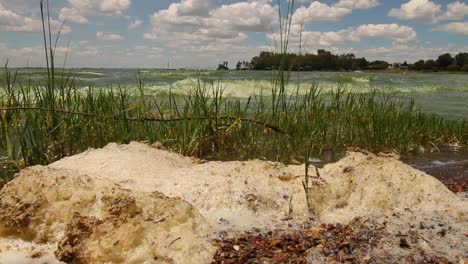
top-left (355, 24), bottom-right (417, 43)
top-left (59, 0), bottom-right (131, 24)
top-left (334, 0), bottom-right (380, 10)
top-left (128, 19), bottom-right (142, 29)
top-left (176, 0), bottom-right (213, 17)
top-left (292, 2), bottom-right (351, 24)
top-left (439, 1), bottom-right (468, 21)
top-left (388, 0), bottom-right (441, 23)
top-left (432, 22), bottom-right (468, 35)
top-left (209, 1), bottom-right (277, 32)
top-left (268, 23), bottom-right (417, 49)
top-left (145, 0), bottom-right (384, 55)
top-left (388, 0), bottom-right (468, 23)
top-left (96, 32), bottom-right (125, 41)
top-left (292, 0), bottom-right (379, 25)
top-left (0, 2), bottom-right (71, 33)
top-left (59, 7), bottom-right (88, 24)
top-left (144, 0), bottom-right (277, 50)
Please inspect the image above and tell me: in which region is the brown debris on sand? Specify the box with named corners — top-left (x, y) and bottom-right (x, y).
top-left (0, 196), bottom-right (46, 231)
top-left (439, 178), bottom-right (467, 193)
top-left (55, 214), bottom-right (103, 263)
top-left (212, 217), bottom-right (454, 263)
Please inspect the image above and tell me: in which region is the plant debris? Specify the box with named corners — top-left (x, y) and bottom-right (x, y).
top-left (212, 217), bottom-right (454, 263)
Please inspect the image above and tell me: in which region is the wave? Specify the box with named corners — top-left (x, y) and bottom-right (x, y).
top-left (138, 78), bottom-right (468, 98)
top-left (75, 71), bottom-right (105, 76)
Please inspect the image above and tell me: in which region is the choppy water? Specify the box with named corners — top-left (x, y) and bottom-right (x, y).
top-left (7, 68), bottom-right (468, 119)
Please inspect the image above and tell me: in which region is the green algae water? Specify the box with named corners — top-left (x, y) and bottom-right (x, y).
top-left (9, 69), bottom-right (468, 119)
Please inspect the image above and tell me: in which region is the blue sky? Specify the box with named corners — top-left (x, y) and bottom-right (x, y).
top-left (0, 0), bottom-right (466, 68)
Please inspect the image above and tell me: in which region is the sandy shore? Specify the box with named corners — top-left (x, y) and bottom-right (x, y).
top-left (0, 142), bottom-right (466, 263)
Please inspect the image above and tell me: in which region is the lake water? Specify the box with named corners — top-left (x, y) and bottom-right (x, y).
top-left (10, 68), bottom-right (468, 120)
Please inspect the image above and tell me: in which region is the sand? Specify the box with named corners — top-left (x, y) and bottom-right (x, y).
top-left (0, 142), bottom-right (466, 263)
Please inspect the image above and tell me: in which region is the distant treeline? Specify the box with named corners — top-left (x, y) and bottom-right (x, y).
top-left (249, 50), bottom-right (468, 72)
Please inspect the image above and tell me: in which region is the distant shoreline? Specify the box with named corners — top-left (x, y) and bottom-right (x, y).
top-left (245, 69), bottom-right (468, 75)
top-left (8, 67), bottom-right (468, 74)
top-left (361, 69), bottom-right (468, 74)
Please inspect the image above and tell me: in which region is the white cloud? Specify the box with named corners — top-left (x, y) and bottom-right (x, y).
top-left (432, 22), bottom-right (468, 35)
top-left (0, 2), bottom-right (71, 33)
top-left (268, 23), bottom-right (417, 48)
top-left (292, 0), bottom-right (379, 25)
top-left (388, 0), bottom-right (441, 23)
top-left (439, 1), bottom-right (468, 21)
top-left (176, 0), bottom-right (213, 17)
top-left (334, 0), bottom-right (380, 10)
top-left (209, 1), bottom-right (277, 32)
top-left (355, 24), bottom-right (417, 43)
top-left (128, 19), bottom-right (142, 29)
top-left (292, 2), bottom-right (352, 24)
top-left (59, 7), bottom-right (88, 24)
top-left (96, 32), bottom-right (125, 41)
top-left (59, 0), bottom-right (131, 24)
top-left (389, 0), bottom-right (468, 23)
top-left (145, 0), bottom-right (277, 50)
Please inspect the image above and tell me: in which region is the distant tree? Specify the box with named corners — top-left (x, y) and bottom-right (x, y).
top-left (455, 53), bottom-right (468, 67)
top-left (248, 50), bottom-right (468, 73)
top-left (317, 49), bottom-right (331, 56)
top-left (436, 53), bottom-right (454, 70)
top-left (447, 63), bottom-right (459, 72)
top-left (461, 64), bottom-right (468, 72)
top-left (423, 60), bottom-right (437, 71)
top-left (236, 61), bottom-right (242, 70)
top-left (412, 60), bottom-right (425, 71)
top-left (217, 63), bottom-right (228, 70)
top-left (338, 53), bottom-right (358, 71)
top-left (368, 60), bottom-right (389, 70)
top-left (357, 58), bottom-right (369, 69)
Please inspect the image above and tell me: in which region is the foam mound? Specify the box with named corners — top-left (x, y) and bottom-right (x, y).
top-left (0, 166), bottom-right (214, 264)
top-left (49, 142), bottom-right (309, 230)
top-left (0, 142), bottom-right (466, 263)
top-left (307, 150), bottom-right (466, 222)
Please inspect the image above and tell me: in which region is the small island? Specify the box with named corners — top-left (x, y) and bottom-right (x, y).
top-left (216, 61), bottom-right (229, 70)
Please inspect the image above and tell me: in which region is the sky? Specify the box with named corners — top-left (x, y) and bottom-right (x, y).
top-left (0, 0), bottom-right (467, 68)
